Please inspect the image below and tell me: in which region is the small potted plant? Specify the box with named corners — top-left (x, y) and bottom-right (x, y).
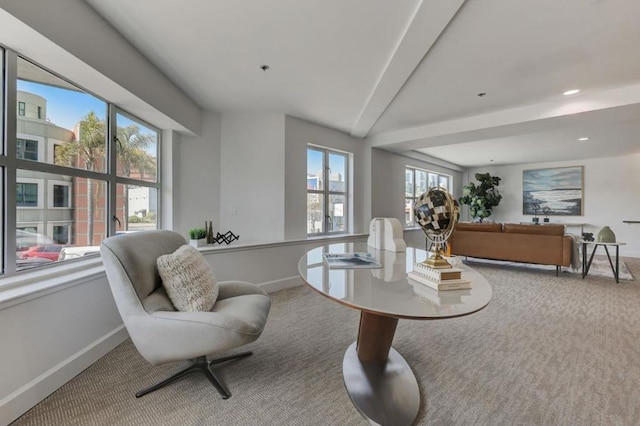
top-left (542, 206), bottom-right (551, 223)
top-left (189, 227), bottom-right (207, 248)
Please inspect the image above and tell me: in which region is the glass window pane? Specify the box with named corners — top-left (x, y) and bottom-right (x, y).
top-left (405, 198), bottom-right (415, 227)
top-left (116, 113), bottom-right (158, 182)
top-left (307, 148), bottom-right (324, 191)
top-left (416, 171), bottom-right (428, 196)
top-left (16, 182), bottom-right (39, 207)
top-left (328, 153), bottom-right (346, 193)
top-left (307, 193), bottom-right (324, 234)
top-left (17, 57), bottom-right (108, 173)
top-left (116, 184), bottom-right (158, 232)
top-left (329, 194), bottom-right (346, 232)
top-left (405, 169), bottom-right (414, 197)
top-left (428, 173), bottom-right (438, 190)
top-left (16, 170), bottom-right (107, 271)
top-left (439, 175), bottom-right (449, 190)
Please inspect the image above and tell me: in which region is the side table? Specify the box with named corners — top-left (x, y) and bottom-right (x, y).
top-left (581, 240), bottom-right (626, 283)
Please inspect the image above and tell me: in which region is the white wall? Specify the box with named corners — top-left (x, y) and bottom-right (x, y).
top-left (370, 148), bottom-right (464, 225)
top-left (173, 112), bottom-right (222, 240)
top-left (466, 153), bottom-right (640, 257)
top-left (220, 113), bottom-right (286, 242)
top-left (0, 272), bottom-right (127, 425)
top-left (284, 116), bottom-right (366, 239)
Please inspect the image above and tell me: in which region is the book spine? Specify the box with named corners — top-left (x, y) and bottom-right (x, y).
top-left (407, 272), bottom-right (471, 290)
top-left (412, 265), bottom-right (462, 282)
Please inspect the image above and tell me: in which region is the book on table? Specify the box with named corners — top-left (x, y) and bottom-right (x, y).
top-left (413, 263), bottom-right (463, 282)
top-left (407, 270), bottom-right (471, 291)
top-left (322, 252), bottom-right (382, 269)
top-left (410, 280), bottom-right (471, 305)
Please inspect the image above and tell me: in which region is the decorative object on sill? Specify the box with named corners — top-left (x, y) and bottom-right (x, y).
top-left (214, 231), bottom-right (240, 245)
top-left (413, 187), bottom-right (460, 269)
top-left (531, 203), bottom-right (540, 224)
top-left (543, 206), bottom-right (551, 223)
top-left (367, 217), bottom-right (406, 252)
top-left (206, 221), bottom-right (214, 244)
top-left (188, 227), bottom-right (207, 248)
top-left (596, 226), bottom-right (616, 243)
top-left (582, 232), bottom-right (594, 242)
top-left (459, 172), bottom-right (502, 223)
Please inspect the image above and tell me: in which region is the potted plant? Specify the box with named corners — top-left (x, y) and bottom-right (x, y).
top-left (542, 206), bottom-right (551, 223)
top-left (459, 172), bottom-right (503, 223)
top-left (189, 227), bottom-right (207, 248)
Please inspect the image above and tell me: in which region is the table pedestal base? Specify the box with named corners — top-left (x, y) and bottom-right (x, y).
top-left (343, 342), bottom-right (420, 426)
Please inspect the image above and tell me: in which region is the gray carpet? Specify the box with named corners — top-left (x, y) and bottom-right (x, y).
top-left (12, 257), bottom-right (640, 426)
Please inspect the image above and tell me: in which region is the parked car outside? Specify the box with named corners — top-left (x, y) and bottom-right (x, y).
top-left (20, 244), bottom-right (72, 261)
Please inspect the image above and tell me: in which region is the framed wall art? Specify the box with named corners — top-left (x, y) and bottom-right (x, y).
top-left (522, 166), bottom-right (583, 216)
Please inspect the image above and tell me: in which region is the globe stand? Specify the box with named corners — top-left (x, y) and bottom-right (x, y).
top-left (421, 241), bottom-right (452, 269)
top-left (413, 187), bottom-right (460, 270)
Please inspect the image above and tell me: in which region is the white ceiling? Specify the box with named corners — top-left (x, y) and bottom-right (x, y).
top-left (85, 0), bottom-right (640, 167)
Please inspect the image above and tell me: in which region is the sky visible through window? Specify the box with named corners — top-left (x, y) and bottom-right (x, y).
top-left (17, 80), bottom-right (106, 130)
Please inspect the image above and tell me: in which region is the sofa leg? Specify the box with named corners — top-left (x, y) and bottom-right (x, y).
top-left (556, 266), bottom-right (559, 276)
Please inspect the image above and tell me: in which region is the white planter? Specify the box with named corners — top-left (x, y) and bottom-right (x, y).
top-left (189, 238), bottom-right (206, 248)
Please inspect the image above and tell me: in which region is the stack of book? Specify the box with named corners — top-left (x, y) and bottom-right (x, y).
top-left (407, 262), bottom-right (471, 291)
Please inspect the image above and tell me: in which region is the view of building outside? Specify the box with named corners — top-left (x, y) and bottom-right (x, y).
top-left (15, 67), bottom-right (158, 269)
top-left (307, 147), bottom-right (348, 234)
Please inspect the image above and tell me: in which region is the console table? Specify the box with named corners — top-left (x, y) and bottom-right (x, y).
top-left (298, 243), bottom-right (492, 425)
top-left (581, 240), bottom-right (626, 283)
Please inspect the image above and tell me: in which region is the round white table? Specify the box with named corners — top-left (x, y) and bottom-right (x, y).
top-left (298, 243), bottom-right (492, 426)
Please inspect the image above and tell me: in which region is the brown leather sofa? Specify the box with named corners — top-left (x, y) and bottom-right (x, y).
top-left (449, 222), bottom-right (573, 275)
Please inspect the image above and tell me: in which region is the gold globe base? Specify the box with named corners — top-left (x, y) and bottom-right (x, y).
top-left (420, 253), bottom-right (452, 269)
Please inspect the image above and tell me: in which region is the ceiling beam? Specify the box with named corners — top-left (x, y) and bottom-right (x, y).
top-left (366, 82), bottom-right (640, 152)
top-left (350, 0), bottom-right (467, 138)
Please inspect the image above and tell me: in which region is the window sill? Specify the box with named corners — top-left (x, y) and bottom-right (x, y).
top-left (0, 257), bottom-right (105, 309)
top-left (0, 233), bottom-right (370, 309)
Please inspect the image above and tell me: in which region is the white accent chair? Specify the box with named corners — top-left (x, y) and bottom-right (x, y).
top-left (100, 230), bottom-right (271, 399)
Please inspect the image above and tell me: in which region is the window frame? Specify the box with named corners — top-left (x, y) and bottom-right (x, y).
top-left (307, 145), bottom-right (350, 236)
top-left (1, 48), bottom-right (162, 276)
top-left (405, 167), bottom-right (453, 228)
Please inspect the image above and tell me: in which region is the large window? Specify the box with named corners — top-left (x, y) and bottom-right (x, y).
top-left (307, 146), bottom-right (349, 235)
top-left (405, 167), bottom-right (452, 227)
top-left (0, 52), bottom-right (161, 274)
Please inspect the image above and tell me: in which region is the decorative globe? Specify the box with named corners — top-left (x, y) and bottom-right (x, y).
top-left (413, 188), bottom-right (460, 267)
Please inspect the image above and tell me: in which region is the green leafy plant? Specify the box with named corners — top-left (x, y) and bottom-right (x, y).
top-left (189, 227), bottom-right (207, 240)
top-left (459, 172), bottom-right (503, 222)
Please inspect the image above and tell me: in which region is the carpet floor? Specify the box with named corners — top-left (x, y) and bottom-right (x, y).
top-left (11, 257), bottom-right (640, 426)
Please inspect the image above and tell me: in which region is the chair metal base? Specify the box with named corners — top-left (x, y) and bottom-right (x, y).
top-left (135, 351), bottom-right (252, 399)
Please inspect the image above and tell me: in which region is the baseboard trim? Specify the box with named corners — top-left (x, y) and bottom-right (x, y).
top-left (259, 276), bottom-right (303, 293)
top-left (0, 325), bottom-right (129, 425)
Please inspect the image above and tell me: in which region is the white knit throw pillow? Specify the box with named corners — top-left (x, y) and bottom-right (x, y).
top-left (157, 245), bottom-right (218, 312)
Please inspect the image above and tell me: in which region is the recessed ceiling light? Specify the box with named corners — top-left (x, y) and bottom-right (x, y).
top-left (578, 137), bottom-right (590, 141)
top-left (260, 65), bottom-right (270, 72)
top-left (563, 89), bottom-right (580, 96)
top-left (477, 92), bottom-right (487, 97)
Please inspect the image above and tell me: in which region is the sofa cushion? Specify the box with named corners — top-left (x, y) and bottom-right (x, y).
top-left (157, 244), bottom-right (219, 312)
top-left (503, 223), bottom-right (564, 236)
top-left (456, 222), bottom-right (503, 232)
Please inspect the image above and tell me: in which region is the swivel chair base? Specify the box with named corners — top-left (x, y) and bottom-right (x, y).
top-left (135, 351), bottom-right (252, 399)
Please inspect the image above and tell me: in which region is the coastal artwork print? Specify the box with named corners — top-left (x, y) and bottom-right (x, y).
top-left (522, 166), bottom-right (583, 216)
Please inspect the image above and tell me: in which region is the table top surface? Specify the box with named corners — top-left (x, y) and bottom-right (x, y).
top-left (298, 243), bottom-right (492, 320)
top-left (580, 240), bottom-right (626, 246)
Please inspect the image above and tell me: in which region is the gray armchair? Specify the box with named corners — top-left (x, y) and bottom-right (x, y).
top-left (100, 230), bottom-right (271, 399)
